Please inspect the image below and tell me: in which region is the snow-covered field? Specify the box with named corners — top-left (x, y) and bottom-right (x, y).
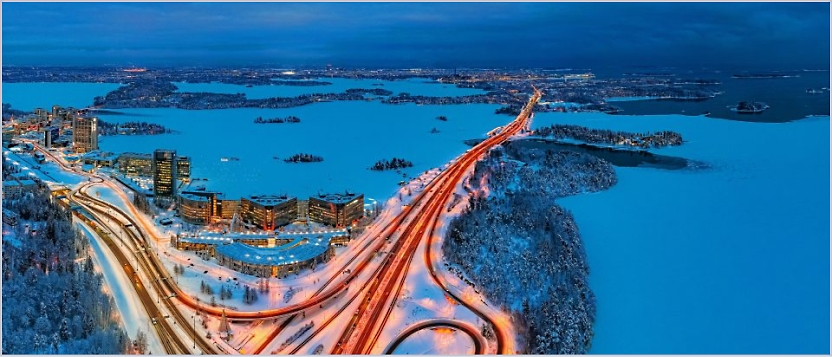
top-left (530, 112), bottom-right (830, 354)
top-left (388, 325), bottom-right (476, 354)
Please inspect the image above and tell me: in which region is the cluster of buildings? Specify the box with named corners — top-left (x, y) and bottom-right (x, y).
top-left (178, 179), bottom-right (365, 230)
top-left (3, 105), bottom-right (367, 278)
top-left (3, 105), bottom-right (100, 154)
top-left (114, 148), bottom-right (364, 278)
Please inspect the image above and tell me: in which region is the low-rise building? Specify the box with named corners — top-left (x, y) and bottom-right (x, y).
top-left (308, 192), bottom-right (364, 227)
top-left (117, 152), bottom-right (153, 177)
top-left (179, 193), bottom-right (211, 225)
top-left (240, 194), bottom-right (298, 231)
top-left (82, 151), bottom-right (118, 168)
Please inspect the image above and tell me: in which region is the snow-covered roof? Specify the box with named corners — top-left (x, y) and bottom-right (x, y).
top-left (180, 193), bottom-right (209, 202)
top-left (179, 228), bottom-right (348, 246)
top-left (310, 192), bottom-right (363, 204)
top-left (82, 151), bottom-right (119, 161)
top-left (215, 234), bottom-right (332, 266)
top-left (244, 194), bottom-right (296, 206)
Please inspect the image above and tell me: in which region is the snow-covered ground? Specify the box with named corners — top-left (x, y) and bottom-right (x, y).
top-left (3, 148), bottom-right (88, 188)
top-left (530, 112), bottom-right (830, 354)
top-left (74, 218), bottom-right (165, 355)
top-left (388, 325), bottom-right (476, 354)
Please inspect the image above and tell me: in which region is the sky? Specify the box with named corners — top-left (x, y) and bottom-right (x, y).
top-left (1, 2), bottom-right (829, 70)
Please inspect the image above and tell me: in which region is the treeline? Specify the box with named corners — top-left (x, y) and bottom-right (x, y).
top-left (369, 157), bottom-right (413, 171)
top-left (2, 189), bottom-right (134, 354)
top-left (442, 145), bottom-right (617, 354)
top-left (253, 116), bottom-right (301, 124)
top-left (2, 103), bottom-right (28, 119)
top-left (533, 124), bottom-right (683, 149)
top-left (97, 120), bottom-right (172, 136)
top-left (284, 153), bottom-right (324, 163)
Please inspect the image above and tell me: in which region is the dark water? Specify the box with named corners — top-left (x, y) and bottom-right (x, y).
top-left (504, 138), bottom-right (705, 171)
top-left (605, 70), bottom-right (830, 122)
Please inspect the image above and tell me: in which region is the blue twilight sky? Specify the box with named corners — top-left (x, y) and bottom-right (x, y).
top-left (2, 2), bottom-right (829, 69)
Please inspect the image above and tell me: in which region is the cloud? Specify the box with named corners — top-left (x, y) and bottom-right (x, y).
top-left (2, 2), bottom-right (828, 68)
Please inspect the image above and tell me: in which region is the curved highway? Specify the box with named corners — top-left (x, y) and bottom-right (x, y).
top-left (382, 319), bottom-right (485, 354)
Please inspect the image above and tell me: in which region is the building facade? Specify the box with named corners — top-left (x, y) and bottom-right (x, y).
top-left (308, 192), bottom-right (364, 227)
top-left (240, 195), bottom-right (298, 231)
top-left (179, 193), bottom-right (211, 225)
top-left (72, 116), bottom-right (98, 153)
top-left (117, 153), bottom-right (153, 177)
top-left (176, 156), bottom-right (191, 182)
top-left (152, 149), bottom-right (177, 197)
top-left (44, 126), bottom-right (60, 148)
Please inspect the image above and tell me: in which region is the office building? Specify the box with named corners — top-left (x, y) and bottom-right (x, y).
top-left (44, 126), bottom-right (60, 148)
top-left (308, 192), bottom-right (364, 227)
top-left (117, 153), bottom-right (153, 177)
top-left (179, 193), bottom-right (211, 225)
top-left (240, 194), bottom-right (298, 231)
top-left (72, 116), bottom-right (98, 153)
top-left (176, 156), bottom-right (191, 182)
top-left (152, 149), bottom-right (177, 197)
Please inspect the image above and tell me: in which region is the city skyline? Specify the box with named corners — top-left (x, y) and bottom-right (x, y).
top-left (2, 2), bottom-right (829, 69)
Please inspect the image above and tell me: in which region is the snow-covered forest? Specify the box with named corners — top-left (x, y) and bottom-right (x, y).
top-left (2, 189), bottom-right (134, 354)
top-left (443, 143), bottom-right (618, 354)
top-left (532, 123), bottom-right (683, 148)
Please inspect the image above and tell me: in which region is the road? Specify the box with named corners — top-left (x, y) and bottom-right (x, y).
top-left (382, 319), bottom-right (486, 354)
top-left (335, 88), bottom-right (541, 354)
top-left (21, 87), bottom-right (540, 354)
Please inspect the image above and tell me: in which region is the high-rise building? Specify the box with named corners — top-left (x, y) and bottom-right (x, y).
top-left (176, 156), bottom-right (191, 182)
top-left (152, 149), bottom-right (177, 197)
top-left (72, 116), bottom-right (98, 153)
top-left (44, 126), bottom-right (60, 148)
top-left (51, 105), bottom-right (61, 119)
top-left (308, 192), bottom-right (364, 227)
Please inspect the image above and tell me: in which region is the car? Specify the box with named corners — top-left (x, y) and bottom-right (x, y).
top-left (204, 270), bottom-right (208, 274)
top-left (151, 318), bottom-right (157, 325)
top-left (189, 263), bottom-right (194, 267)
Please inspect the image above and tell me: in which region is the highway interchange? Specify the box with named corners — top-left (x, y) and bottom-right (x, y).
top-left (21, 88), bottom-right (541, 355)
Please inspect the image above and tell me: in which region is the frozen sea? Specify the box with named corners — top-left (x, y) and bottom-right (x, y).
top-left (93, 101), bottom-right (509, 203)
top-left (3, 80), bottom-right (829, 354)
top-left (531, 112), bottom-right (830, 354)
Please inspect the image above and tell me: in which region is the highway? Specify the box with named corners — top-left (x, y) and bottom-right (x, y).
top-left (334, 88), bottom-right (542, 354)
top-left (21, 87), bottom-right (540, 354)
top-left (382, 319), bottom-right (486, 354)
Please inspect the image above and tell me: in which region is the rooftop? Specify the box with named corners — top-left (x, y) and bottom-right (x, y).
top-left (214, 236), bottom-right (330, 266)
top-left (311, 192), bottom-right (363, 204)
top-left (245, 194), bottom-right (296, 206)
top-left (180, 193), bottom-right (209, 202)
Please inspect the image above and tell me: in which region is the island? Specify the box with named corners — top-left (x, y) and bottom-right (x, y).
top-left (532, 124), bottom-right (684, 149)
top-left (253, 116), bottom-right (301, 124)
top-left (369, 157), bottom-right (413, 171)
top-left (283, 153), bottom-right (324, 163)
top-left (98, 120), bottom-right (172, 136)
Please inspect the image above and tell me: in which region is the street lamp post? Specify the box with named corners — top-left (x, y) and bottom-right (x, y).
top-left (192, 314), bottom-right (196, 349)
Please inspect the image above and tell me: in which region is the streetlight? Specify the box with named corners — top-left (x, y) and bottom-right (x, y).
top-left (192, 314), bottom-right (196, 349)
